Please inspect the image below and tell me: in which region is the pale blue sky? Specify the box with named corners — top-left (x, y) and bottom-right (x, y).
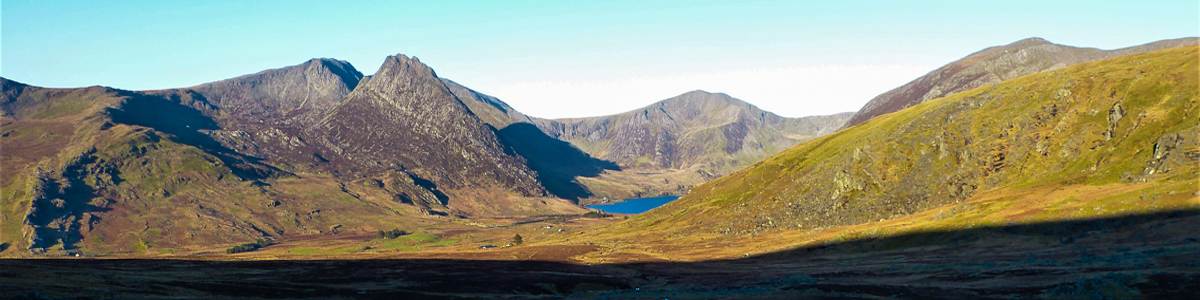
top-left (3, 0), bottom-right (1197, 117)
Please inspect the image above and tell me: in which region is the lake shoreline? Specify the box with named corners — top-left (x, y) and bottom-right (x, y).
top-left (586, 196), bottom-right (681, 214)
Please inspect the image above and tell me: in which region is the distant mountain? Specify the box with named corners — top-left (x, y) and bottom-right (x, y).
top-left (594, 45), bottom-right (1198, 247)
top-left (842, 37), bottom-right (1199, 128)
top-left (531, 91), bottom-right (851, 200)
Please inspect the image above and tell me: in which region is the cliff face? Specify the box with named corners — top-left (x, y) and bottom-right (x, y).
top-left (842, 37), bottom-right (1200, 128)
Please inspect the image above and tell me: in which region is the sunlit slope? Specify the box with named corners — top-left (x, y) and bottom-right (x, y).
top-left (596, 45), bottom-right (1198, 243)
top-left (842, 37), bottom-right (1198, 128)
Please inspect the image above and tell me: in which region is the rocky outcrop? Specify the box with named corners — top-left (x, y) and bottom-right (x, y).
top-left (842, 37), bottom-right (1199, 128)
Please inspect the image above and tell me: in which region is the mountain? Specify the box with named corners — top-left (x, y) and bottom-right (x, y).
top-left (150, 55), bottom-right (591, 215)
top-left (136, 58), bottom-right (364, 169)
top-left (309, 54), bottom-right (552, 214)
top-left (533, 91), bottom-right (852, 200)
top-left (586, 45), bottom-right (1198, 253)
top-left (842, 37), bottom-right (1199, 128)
top-left (0, 55), bottom-right (590, 256)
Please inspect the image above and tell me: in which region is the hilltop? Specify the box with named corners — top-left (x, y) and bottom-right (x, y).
top-left (842, 37), bottom-right (1199, 128)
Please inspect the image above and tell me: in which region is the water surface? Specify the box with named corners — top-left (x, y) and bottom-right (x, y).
top-left (587, 196), bottom-right (680, 214)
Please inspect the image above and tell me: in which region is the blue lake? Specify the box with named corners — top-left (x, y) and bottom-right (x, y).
top-left (587, 196), bottom-right (681, 214)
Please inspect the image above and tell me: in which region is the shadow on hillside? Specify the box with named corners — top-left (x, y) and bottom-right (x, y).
top-left (495, 123), bottom-right (620, 202)
top-left (4, 209), bottom-right (1199, 299)
top-left (25, 153), bottom-right (113, 250)
top-left (107, 91), bottom-right (279, 180)
top-left (408, 173), bottom-right (450, 206)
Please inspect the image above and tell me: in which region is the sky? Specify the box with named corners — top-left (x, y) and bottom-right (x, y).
top-left (3, 1), bottom-right (1197, 118)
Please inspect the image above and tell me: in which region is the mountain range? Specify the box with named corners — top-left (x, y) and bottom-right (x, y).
top-left (0, 55), bottom-right (597, 255)
top-left (0, 48), bottom-right (850, 254)
top-left (1, 36), bottom-right (1194, 259)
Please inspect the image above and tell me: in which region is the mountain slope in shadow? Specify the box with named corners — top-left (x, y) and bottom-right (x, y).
top-left (495, 123), bottom-right (620, 201)
top-left (443, 78), bottom-right (620, 202)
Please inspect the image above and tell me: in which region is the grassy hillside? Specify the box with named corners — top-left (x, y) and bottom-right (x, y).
top-left (843, 37), bottom-right (1198, 128)
top-left (571, 45), bottom-right (1198, 258)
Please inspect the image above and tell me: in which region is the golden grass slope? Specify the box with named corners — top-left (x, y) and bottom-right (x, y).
top-left (570, 45), bottom-right (1199, 259)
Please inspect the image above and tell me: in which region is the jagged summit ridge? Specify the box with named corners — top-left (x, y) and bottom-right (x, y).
top-left (184, 57), bottom-right (365, 122)
top-left (315, 53), bottom-right (545, 196)
top-left (358, 54), bottom-right (440, 94)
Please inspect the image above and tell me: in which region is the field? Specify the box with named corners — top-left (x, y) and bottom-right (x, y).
top-left (3, 207), bottom-right (1199, 299)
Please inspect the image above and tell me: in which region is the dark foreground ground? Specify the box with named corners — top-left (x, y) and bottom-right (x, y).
top-left (3, 211), bottom-right (1200, 299)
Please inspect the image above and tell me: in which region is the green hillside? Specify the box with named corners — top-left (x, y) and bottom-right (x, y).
top-left (586, 45), bottom-right (1198, 250)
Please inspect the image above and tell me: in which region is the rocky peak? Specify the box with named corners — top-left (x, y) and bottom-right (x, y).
top-left (306, 58), bottom-right (363, 91)
top-left (1006, 37), bottom-right (1052, 48)
top-left (315, 53), bottom-right (545, 196)
top-left (181, 58), bottom-right (364, 122)
top-left (359, 54), bottom-right (438, 94)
